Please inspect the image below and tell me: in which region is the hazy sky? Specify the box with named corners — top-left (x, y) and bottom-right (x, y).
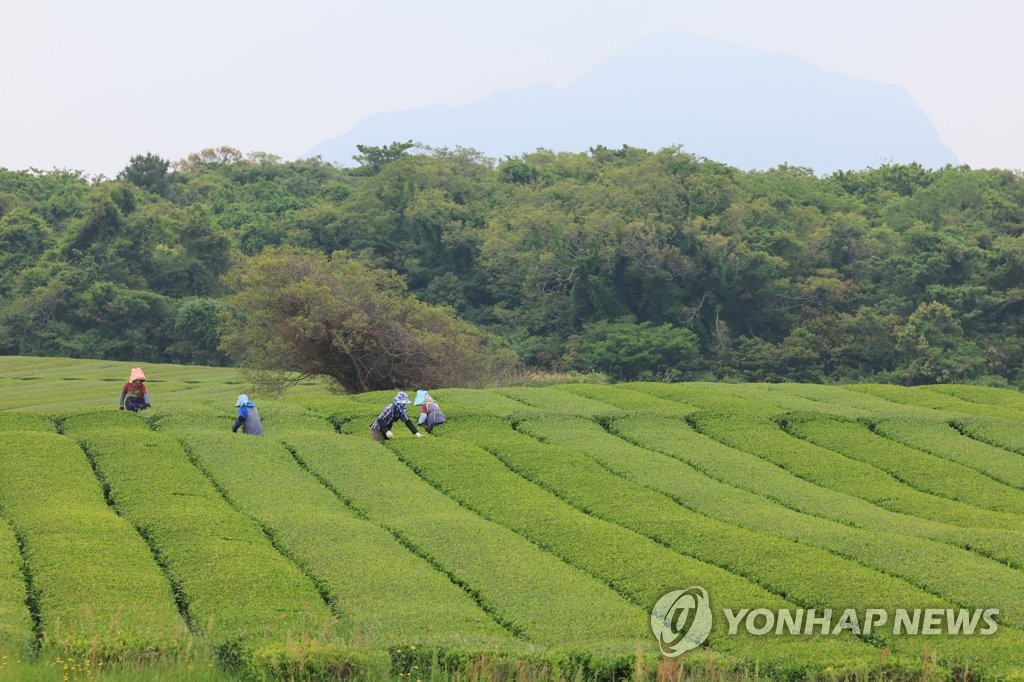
top-left (2, 0), bottom-right (1020, 177)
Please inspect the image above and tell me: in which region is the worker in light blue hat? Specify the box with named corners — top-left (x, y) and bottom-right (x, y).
top-left (370, 391), bottom-right (423, 442)
top-left (414, 389), bottom-right (445, 434)
top-left (231, 394), bottom-right (264, 436)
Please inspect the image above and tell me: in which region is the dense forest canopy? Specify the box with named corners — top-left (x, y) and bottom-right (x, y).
top-left (2, 144), bottom-right (1023, 387)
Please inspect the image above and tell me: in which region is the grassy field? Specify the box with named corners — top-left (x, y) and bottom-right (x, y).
top-left (1, 357), bottom-right (1023, 680)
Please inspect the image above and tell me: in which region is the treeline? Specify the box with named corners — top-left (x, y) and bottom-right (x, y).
top-left (2, 144), bottom-right (1024, 386)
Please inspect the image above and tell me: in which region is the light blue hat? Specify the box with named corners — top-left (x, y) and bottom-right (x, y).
top-left (414, 390), bottom-right (428, 406)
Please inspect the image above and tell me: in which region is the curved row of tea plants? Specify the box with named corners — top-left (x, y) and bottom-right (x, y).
top-left (0, 429), bottom-right (189, 659)
top-left (781, 413), bottom-right (1024, 515)
top-left (691, 412), bottom-right (1024, 531)
top-left (280, 429), bottom-right (657, 678)
top-left (608, 414), bottom-right (1024, 569)
top-left (427, 415), bottom-right (1024, 677)
top-left (61, 414), bottom-right (367, 678)
top-left (873, 417), bottom-right (1024, 491)
top-left (156, 421), bottom-right (516, 652)
top-left (2, 356), bottom-right (1024, 679)
top-left (515, 415), bottom-right (1024, 630)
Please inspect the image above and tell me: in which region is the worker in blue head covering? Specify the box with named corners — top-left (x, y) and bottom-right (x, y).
top-left (414, 389), bottom-right (446, 434)
top-left (231, 394), bottom-right (264, 436)
top-left (369, 391), bottom-right (423, 442)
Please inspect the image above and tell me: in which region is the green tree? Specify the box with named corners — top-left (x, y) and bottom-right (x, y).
top-left (218, 247), bottom-right (510, 391)
top-left (733, 329), bottom-right (823, 383)
top-left (166, 297), bottom-right (230, 365)
top-left (352, 140), bottom-right (415, 176)
top-left (63, 281), bottom-right (173, 360)
top-left (0, 209), bottom-right (53, 296)
top-left (894, 301), bottom-right (984, 384)
top-left (118, 153), bottom-right (171, 196)
top-left (565, 317), bottom-right (702, 382)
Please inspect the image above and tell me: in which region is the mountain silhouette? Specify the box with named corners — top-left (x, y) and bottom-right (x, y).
top-left (306, 31), bottom-right (958, 174)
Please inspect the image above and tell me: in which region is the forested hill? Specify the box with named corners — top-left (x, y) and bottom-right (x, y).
top-left (2, 145), bottom-right (1024, 386)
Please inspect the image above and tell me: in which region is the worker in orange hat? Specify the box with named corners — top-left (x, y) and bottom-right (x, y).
top-left (119, 367), bottom-right (151, 412)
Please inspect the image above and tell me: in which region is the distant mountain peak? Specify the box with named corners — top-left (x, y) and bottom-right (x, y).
top-left (307, 31), bottom-right (957, 174)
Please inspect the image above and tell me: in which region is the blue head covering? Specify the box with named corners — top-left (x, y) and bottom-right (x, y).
top-left (414, 390), bottom-right (429, 406)
top-left (393, 391), bottom-right (411, 406)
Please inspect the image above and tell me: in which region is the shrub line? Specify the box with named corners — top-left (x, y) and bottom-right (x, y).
top-left (533, 416), bottom-right (1024, 628)
top-left (382, 441), bottom-right (671, 646)
top-left (469, 424), bottom-right (904, 650)
top-left (9, 527), bottom-right (42, 657)
top-left (172, 437), bottom-right (340, 619)
top-left (689, 413), bottom-right (1000, 529)
top-left (775, 414), bottom-right (1024, 520)
top-left (77, 439), bottom-right (197, 634)
top-left (608, 415), bottom-right (1024, 576)
top-left (952, 418), bottom-right (1024, 456)
top-left (282, 440), bottom-right (529, 642)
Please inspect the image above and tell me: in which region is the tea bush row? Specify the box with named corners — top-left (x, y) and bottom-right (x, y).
top-left (692, 413), bottom-right (1023, 531)
top-left (956, 416), bottom-right (1024, 458)
top-left (0, 431), bottom-right (188, 659)
top-left (874, 417), bottom-right (1024, 490)
top-left (783, 414), bottom-right (1024, 515)
top-left (389, 422), bottom-right (885, 678)
top-left (518, 415), bottom-right (1024, 630)
top-left (62, 417), bottom-right (349, 671)
top-left (157, 423), bottom-right (514, 651)
top-left (281, 430), bottom-right (650, 668)
top-left (432, 418), bottom-right (1024, 672)
top-left (609, 415), bottom-right (1024, 573)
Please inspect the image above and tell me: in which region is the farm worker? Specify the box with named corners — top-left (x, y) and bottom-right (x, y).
top-left (414, 389), bottom-right (445, 434)
top-left (231, 394), bottom-right (264, 436)
top-left (370, 391), bottom-right (423, 442)
top-left (119, 367), bottom-right (150, 412)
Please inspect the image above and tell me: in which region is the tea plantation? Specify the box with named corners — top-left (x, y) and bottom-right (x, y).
top-left (1, 357), bottom-right (1024, 680)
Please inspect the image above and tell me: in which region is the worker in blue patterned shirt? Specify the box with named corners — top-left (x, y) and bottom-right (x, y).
top-left (370, 391), bottom-right (423, 442)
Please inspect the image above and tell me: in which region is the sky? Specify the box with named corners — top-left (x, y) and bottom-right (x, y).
top-left (1, 0), bottom-right (1021, 178)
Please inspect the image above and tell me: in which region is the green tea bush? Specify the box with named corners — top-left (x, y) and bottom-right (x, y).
top-left (57, 408), bottom-right (154, 434)
top-left (955, 416), bottom-right (1024, 456)
top-left (739, 383), bottom-right (936, 417)
top-left (149, 402), bottom-right (231, 432)
top-left (428, 388), bottom-right (541, 419)
top-left (160, 426), bottom-right (513, 650)
top-left (552, 383), bottom-right (698, 416)
top-left (496, 386), bottom-right (625, 417)
top-left (0, 431), bottom-right (188, 660)
top-left (283, 432), bottom-right (649, 658)
top-left (0, 412), bottom-right (53, 432)
top-left (0, 518), bottom-right (33, 657)
top-left (64, 425), bottom-right (344, 666)
top-left (519, 415), bottom-right (1024, 630)
top-left (875, 417), bottom-right (1024, 490)
top-left (925, 384), bottom-right (1024, 414)
top-left (784, 414), bottom-right (1024, 515)
top-left (391, 423), bottom-right (885, 676)
top-left (693, 412), bottom-right (1023, 531)
top-left (611, 414), bottom-right (1024, 572)
top-left (628, 382), bottom-right (783, 418)
top-left (849, 384), bottom-right (1022, 419)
